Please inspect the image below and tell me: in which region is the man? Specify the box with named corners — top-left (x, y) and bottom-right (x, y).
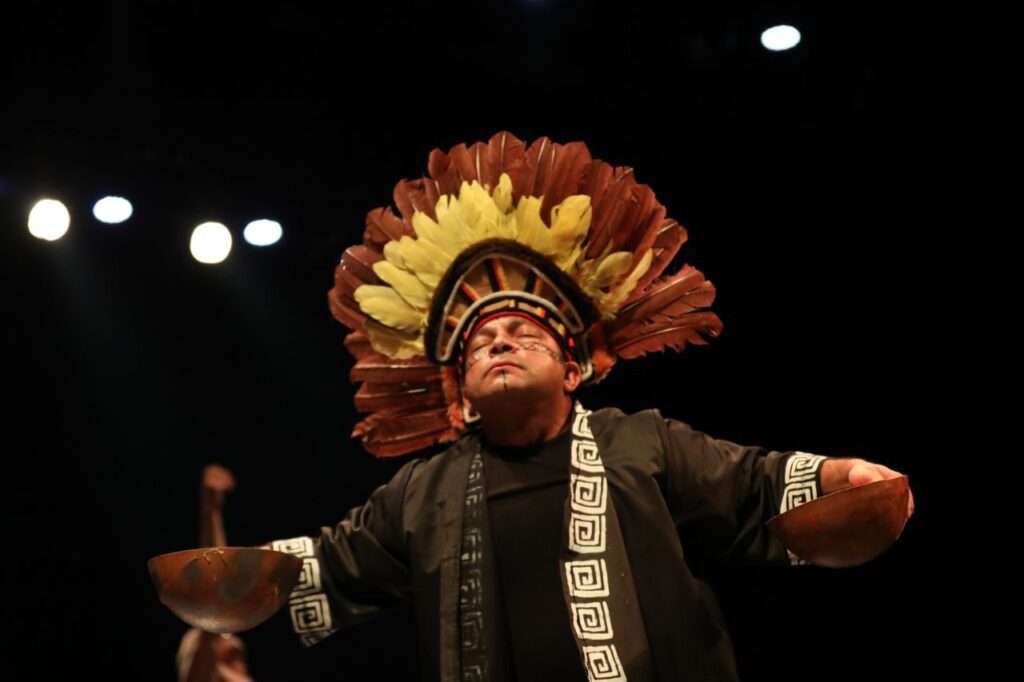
top-left (260, 132), bottom-right (914, 681)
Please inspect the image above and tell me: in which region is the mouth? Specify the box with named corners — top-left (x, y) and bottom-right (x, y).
top-left (487, 361), bottom-right (520, 375)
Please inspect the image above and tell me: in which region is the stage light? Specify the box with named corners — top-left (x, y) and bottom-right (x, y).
top-left (190, 222), bottom-right (233, 264)
top-left (243, 219), bottom-right (283, 246)
top-left (28, 199), bottom-right (71, 241)
top-left (93, 196), bottom-right (133, 224)
top-left (761, 25), bottom-right (801, 52)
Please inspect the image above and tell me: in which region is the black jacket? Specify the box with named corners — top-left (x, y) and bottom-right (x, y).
top-left (268, 406), bottom-right (826, 681)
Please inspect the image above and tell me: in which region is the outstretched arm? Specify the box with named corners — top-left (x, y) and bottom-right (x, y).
top-left (260, 457), bottom-right (423, 647)
top-left (655, 410), bottom-right (829, 567)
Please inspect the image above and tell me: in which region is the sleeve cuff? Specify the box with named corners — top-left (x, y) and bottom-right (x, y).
top-left (779, 453), bottom-right (827, 566)
top-left (271, 536), bottom-right (339, 647)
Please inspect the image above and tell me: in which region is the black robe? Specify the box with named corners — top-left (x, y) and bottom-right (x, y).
top-left (268, 405), bottom-right (826, 681)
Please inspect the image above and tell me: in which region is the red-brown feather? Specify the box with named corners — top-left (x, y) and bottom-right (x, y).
top-left (363, 206), bottom-right (412, 250)
top-left (632, 219), bottom-right (688, 293)
top-left (611, 266), bottom-right (717, 335)
top-left (354, 383), bottom-right (447, 413)
top-left (585, 167), bottom-right (636, 258)
top-left (351, 407), bottom-right (453, 458)
top-left (393, 176), bottom-right (436, 223)
top-left (349, 353), bottom-right (442, 385)
top-left (343, 331), bottom-right (372, 359)
top-left (610, 313), bottom-right (723, 359)
top-left (607, 263), bottom-right (723, 358)
top-left (341, 245), bottom-right (383, 284)
top-left (537, 141), bottom-right (592, 224)
top-left (327, 288), bottom-right (367, 331)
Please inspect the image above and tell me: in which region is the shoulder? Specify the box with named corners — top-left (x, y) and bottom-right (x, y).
top-left (586, 403), bottom-right (668, 436)
top-left (398, 432), bottom-right (478, 503)
top-left (584, 405), bottom-right (710, 462)
top-left (582, 404), bottom-right (670, 469)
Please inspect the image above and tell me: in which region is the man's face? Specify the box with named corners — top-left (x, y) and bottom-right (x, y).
top-left (461, 314), bottom-right (580, 413)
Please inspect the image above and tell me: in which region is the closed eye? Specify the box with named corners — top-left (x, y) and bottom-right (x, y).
top-left (469, 337), bottom-right (494, 351)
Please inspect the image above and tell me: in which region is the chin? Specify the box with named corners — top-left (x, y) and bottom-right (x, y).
top-left (478, 382), bottom-right (528, 400)
top-left (468, 378), bottom-right (535, 405)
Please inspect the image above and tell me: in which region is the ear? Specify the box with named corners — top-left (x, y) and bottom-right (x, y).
top-left (562, 359), bottom-right (582, 394)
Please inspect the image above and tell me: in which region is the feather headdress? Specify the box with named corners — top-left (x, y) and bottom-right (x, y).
top-left (329, 131), bottom-right (723, 456)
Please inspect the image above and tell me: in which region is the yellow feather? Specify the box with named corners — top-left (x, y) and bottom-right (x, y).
top-left (411, 211), bottom-right (444, 246)
top-left (590, 251), bottom-right (633, 290)
top-left (547, 196), bottom-right (591, 270)
top-left (459, 182), bottom-right (498, 240)
top-left (500, 213), bottom-right (519, 240)
top-left (514, 196), bottom-right (550, 255)
top-left (598, 248), bottom-right (653, 316)
top-left (372, 260), bottom-right (430, 310)
top-left (355, 285), bottom-right (423, 333)
top-left (418, 236), bottom-right (456, 275)
top-left (432, 195), bottom-right (473, 258)
top-left (549, 196), bottom-right (590, 239)
top-left (493, 173), bottom-right (513, 213)
top-left (364, 319), bottom-right (424, 358)
top-left (459, 180), bottom-right (487, 219)
top-left (383, 240), bottom-right (405, 269)
top-left (397, 236), bottom-right (448, 288)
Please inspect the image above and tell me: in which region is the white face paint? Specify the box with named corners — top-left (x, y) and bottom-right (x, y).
top-left (461, 315), bottom-right (576, 412)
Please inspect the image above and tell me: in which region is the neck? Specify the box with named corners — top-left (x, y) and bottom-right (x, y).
top-left (477, 393), bottom-right (574, 447)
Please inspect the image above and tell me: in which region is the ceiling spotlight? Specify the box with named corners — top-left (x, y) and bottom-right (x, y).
top-left (28, 199), bottom-right (71, 241)
top-left (243, 219), bottom-right (283, 247)
top-left (190, 222), bottom-right (233, 264)
top-left (93, 196), bottom-right (134, 224)
top-left (761, 25), bottom-right (801, 52)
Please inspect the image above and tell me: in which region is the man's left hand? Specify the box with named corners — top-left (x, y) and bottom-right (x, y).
top-left (821, 458), bottom-right (915, 521)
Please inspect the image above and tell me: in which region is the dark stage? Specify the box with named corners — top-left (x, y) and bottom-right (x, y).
top-left (3, 2), bottom-right (955, 679)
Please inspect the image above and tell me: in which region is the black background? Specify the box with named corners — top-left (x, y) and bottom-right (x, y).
top-left (2, 1), bottom-right (956, 679)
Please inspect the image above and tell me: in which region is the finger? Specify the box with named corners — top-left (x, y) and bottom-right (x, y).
top-left (877, 464), bottom-right (902, 478)
top-left (849, 463), bottom-right (884, 487)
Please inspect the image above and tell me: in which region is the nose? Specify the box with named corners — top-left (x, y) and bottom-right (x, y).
top-left (487, 332), bottom-right (518, 355)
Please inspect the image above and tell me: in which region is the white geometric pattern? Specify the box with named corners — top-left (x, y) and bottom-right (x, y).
top-left (289, 593), bottom-right (333, 633)
top-left (570, 601), bottom-right (615, 640)
top-left (571, 474), bottom-right (608, 514)
top-left (572, 439), bottom-right (605, 473)
top-left (299, 631), bottom-right (332, 647)
top-left (563, 402), bottom-right (627, 678)
top-left (780, 452), bottom-right (826, 513)
top-left (271, 535), bottom-right (337, 645)
top-left (782, 483), bottom-right (817, 511)
top-left (780, 452), bottom-right (826, 566)
top-left (582, 644), bottom-right (627, 681)
top-left (572, 409), bottom-right (594, 438)
top-left (292, 557), bottom-right (322, 596)
top-left (569, 513), bottom-right (607, 553)
top-left (271, 536), bottom-right (314, 557)
top-left (565, 559), bottom-right (610, 598)
top-left (785, 452), bottom-right (826, 484)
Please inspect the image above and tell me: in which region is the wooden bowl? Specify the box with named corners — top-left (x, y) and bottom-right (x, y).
top-left (148, 547), bottom-right (303, 633)
top-left (766, 475), bottom-right (910, 568)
